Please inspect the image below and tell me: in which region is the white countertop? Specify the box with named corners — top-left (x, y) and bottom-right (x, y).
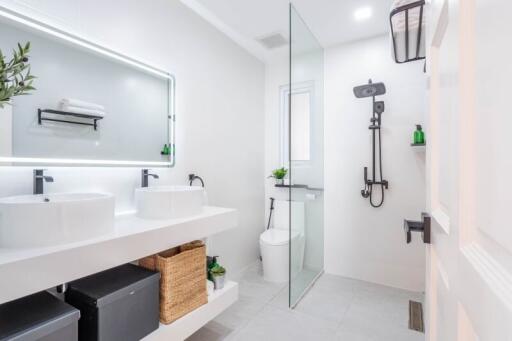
top-left (0, 206), bottom-right (237, 304)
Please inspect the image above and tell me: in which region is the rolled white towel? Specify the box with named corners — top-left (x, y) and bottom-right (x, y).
top-left (61, 98), bottom-right (105, 111)
top-left (61, 105), bottom-right (105, 118)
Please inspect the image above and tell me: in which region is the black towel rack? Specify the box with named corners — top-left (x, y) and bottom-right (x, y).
top-left (38, 109), bottom-right (103, 130)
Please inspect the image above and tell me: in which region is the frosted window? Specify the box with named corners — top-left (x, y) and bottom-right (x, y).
top-left (290, 92), bottom-right (311, 161)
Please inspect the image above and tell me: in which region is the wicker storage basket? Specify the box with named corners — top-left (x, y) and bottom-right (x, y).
top-left (139, 241), bottom-right (207, 324)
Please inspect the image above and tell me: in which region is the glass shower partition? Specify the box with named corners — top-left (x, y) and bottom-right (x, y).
top-left (289, 4), bottom-right (325, 307)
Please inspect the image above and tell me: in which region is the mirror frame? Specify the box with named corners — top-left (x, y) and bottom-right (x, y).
top-left (0, 6), bottom-right (176, 167)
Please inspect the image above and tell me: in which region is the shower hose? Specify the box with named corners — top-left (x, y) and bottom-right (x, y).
top-left (369, 128), bottom-right (385, 208)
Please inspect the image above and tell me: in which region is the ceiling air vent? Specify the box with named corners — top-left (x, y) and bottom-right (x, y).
top-left (257, 33), bottom-right (288, 50)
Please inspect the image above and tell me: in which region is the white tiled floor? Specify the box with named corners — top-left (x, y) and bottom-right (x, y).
top-left (187, 262), bottom-right (425, 341)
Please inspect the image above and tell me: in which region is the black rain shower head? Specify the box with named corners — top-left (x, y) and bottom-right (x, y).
top-left (353, 82), bottom-right (386, 98)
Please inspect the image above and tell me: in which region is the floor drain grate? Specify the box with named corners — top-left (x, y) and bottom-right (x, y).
top-left (409, 300), bottom-right (424, 333)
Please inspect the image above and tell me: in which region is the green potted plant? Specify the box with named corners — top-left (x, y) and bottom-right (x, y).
top-left (0, 42), bottom-right (36, 108)
top-left (268, 167), bottom-right (288, 185)
top-left (209, 264), bottom-right (226, 290)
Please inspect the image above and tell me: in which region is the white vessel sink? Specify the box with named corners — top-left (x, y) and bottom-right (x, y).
top-left (0, 193), bottom-right (115, 248)
top-left (135, 186), bottom-right (205, 220)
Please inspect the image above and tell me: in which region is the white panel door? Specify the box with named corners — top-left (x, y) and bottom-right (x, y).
top-left (426, 0), bottom-right (512, 340)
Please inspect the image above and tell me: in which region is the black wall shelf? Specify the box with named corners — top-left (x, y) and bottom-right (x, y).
top-left (38, 109), bottom-right (103, 130)
top-left (275, 184), bottom-right (324, 192)
top-left (410, 143), bottom-right (426, 147)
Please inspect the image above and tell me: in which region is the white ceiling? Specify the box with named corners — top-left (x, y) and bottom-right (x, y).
top-left (180, 0), bottom-right (394, 62)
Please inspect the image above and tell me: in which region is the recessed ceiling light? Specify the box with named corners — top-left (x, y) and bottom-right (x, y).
top-left (354, 7), bottom-right (373, 21)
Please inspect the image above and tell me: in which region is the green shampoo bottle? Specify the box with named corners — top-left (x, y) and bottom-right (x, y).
top-left (413, 125), bottom-right (425, 144)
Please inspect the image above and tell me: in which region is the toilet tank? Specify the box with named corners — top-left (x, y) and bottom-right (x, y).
top-left (273, 200), bottom-right (305, 235)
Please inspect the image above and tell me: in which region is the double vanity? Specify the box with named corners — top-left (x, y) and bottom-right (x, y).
top-left (0, 10), bottom-right (239, 340)
top-left (0, 169), bottom-right (238, 340)
top-left (0, 170), bottom-right (208, 249)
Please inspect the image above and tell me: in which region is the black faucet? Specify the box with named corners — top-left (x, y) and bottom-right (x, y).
top-left (33, 169), bottom-right (54, 195)
top-left (188, 174), bottom-right (205, 187)
top-left (141, 169), bottom-right (159, 188)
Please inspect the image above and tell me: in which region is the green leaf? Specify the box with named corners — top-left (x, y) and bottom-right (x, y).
top-left (1, 41), bottom-right (36, 101)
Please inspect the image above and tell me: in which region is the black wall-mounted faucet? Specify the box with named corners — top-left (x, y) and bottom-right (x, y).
top-left (33, 169), bottom-right (54, 195)
top-left (188, 174), bottom-right (205, 187)
top-left (141, 169), bottom-right (159, 188)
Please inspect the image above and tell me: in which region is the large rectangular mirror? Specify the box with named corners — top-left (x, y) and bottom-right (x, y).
top-left (0, 8), bottom-right (175, 166)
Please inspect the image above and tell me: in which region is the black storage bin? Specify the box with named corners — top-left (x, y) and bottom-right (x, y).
top-left (0, 291), bottom-right (79, 341)
top-left (65, 263), bottom-right (160, 341)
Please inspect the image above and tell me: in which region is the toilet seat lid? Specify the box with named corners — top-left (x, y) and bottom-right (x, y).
top-left (260, 229), bottom-right (300, 246)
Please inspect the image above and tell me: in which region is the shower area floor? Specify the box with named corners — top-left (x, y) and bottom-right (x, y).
top-left (187, 262), bottom-right (424, 341)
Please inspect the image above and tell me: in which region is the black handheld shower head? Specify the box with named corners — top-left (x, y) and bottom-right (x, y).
top-left (353, 81), bottom-right (386, 98)
top-left (374, 101), bottom-right (385, 114)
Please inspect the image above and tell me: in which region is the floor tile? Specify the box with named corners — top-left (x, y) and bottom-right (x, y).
top-left (191, 265), bottom-right (425, 341)
top-left (337, 292), bottom-right (424, 341)
top-left (311, 273), bottom-right (359, 294)
top-left (186, 321), bottom-right (239, 341)
top-left (294, 287), bottom-right (353, 324)
top-left (213, 296), bottom-right (267, 330)
top-left (235, 262), bottom-right (286, 303)
top-left (350, 286), bottom-right (418, 329)
top-left (267, 286), bottom-right (289, 310)
top-left (233, 305), bottom-right (339, 341)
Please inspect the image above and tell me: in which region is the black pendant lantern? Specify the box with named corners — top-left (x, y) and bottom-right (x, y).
top-left (390, 0), bottom-right (426, 64)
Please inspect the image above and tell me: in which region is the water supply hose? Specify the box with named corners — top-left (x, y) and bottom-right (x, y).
top-left (266, 197), bottom-right (275, 230)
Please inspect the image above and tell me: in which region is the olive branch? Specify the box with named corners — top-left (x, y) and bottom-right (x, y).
top-left (0, 42), bottom-right (36, 108)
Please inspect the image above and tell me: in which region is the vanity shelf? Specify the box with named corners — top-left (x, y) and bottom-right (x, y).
top-left (142, 281), bottom-right (238, 341)
top-left (0, 206), bottom-right (237, 304)
top-left (38, 109), bottom-right (104, 130)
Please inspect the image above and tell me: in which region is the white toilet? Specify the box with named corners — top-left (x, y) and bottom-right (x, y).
top-left (260, 200), bottom-right (305, 283)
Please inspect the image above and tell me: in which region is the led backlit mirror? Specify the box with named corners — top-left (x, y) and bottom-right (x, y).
top-left (0, 8), bottom-right (175, 167)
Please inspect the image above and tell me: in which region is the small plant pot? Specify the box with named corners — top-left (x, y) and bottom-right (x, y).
top-left (212, 274), bottom-right (225, 290)
top-left (275, 178), bottom-right (284, 185)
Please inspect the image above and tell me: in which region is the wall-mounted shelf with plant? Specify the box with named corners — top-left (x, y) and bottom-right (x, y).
top-left (268, 167), bottom-right (288, 185)
top-left (0, 42), bottom-right (36, 108)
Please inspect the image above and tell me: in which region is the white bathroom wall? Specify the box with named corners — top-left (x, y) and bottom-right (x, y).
top-left (0, 0), bottom-right (265, 275)
top-left (324, 35), bottom-right (426, 291)
top-left (0, 106), bottom-right (12, 157)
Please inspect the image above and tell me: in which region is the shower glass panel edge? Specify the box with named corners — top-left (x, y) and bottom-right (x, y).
top-left (289, 3), bottom-right (325, 308)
